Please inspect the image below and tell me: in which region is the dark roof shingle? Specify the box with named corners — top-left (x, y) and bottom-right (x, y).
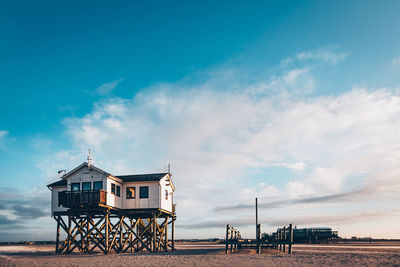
top-left (116, 173), bottom-right (168, 182)
top-left (47, 179), bottom-right (67, 187)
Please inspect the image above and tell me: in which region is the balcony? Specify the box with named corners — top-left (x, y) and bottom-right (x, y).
top-left (58, 190), bottom-right (107, 209)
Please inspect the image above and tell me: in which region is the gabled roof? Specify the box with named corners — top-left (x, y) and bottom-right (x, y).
top-left (116, 173), bottom-right (169, 182)
top-left (62, 162), bottom-right (111, 179)
top-left (47, 179), bottom-right (67, 187)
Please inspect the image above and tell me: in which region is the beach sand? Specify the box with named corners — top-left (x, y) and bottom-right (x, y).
top-left (1, 242), bottom-right (399, 266)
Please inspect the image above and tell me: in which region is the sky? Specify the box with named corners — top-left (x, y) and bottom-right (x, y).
top-left (1, 0), bottom-right (400, 241)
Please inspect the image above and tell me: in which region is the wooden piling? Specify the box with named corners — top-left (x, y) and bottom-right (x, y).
top-left (288, 223), bottom-right (293, 254)
top-left (279, 229), bottom-right (282, 251)
top-left (225, 224), bottom-right (229, 254)
top-left (55, 216), bottom-right (60, 254)
top-left (165, 216), bottom-right (168, 251)
top-left (283, 227), bottom-right (286, 252)
top-left (171, 216), bottom-right (175, 251)
top-left (130, 218), bottom-right (133, 253)
top-left (105, 212), bottom-right (109, 253)
top-left (153, 213), bottom-right (157, 252)
top-left (67, 215), bottom-right (72, 253)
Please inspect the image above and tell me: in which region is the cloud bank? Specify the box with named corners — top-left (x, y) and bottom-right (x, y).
top-left (34, 48), bottom-right (400, 238)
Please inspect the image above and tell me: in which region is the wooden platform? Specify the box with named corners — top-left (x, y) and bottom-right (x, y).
top-left (53, 207), bottom-right (176, 254)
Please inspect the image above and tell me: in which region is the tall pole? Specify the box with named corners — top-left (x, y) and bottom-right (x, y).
top-left (288, 223), bottom-right (293, 254)
top-left (255, 198), bottom-right (258, 230)
top-left (256, 197), bottom-right (259, 254)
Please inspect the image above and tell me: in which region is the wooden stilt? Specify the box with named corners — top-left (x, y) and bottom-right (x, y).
top-left (55, 216), bottom-right (60, 254)
top-left (136, 220), bottom-right (139, 251)
top-left (152, 213), bottom-right (156, 252)
top-left (67, 215), bottom-right (72, 253)
top-left (165, 216), bottom-right (168, 251)
top-left (119, 216), bottom-right (123, 252)
top-left (105, 212), bottom-right (109, 253)
top-left (171, 216), bottom-right (175, 251)
top-left (130, 218), bottom-right (134, 253)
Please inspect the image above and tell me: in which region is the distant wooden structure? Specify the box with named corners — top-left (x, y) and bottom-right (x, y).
top-left (225, 198), bottom-right (293, 254)
top-left (47, 156), bottom-right (176, 254)
top-left (225, 224), bottom-right (293, 254)
top-left (288, 227), bottom-right (338, 243)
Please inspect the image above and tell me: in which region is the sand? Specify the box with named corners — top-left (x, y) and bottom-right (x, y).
top-left (1, 242), bottom-right (399, 267)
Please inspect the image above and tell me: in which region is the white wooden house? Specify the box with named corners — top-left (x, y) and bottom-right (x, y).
top-left (47, 162), bottom-right (175, 215)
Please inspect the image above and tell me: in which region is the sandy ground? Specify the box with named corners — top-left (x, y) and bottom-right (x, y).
top-left (0, 242), bottom-right (399, 267)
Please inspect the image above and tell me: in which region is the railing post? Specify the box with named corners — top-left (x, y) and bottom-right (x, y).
top-left (288, 223), bottom-right (293, 254)
top-left (283, 226), bottom-right (286, 252)
top-left (230, 228), bottom-right (233, 253)
top-left (225, 224), bottom-right (229, 254)
top-left (235, 230), bottom-right (238, 251)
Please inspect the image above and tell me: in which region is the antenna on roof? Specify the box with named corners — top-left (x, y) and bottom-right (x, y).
top-left (87, 148), bottom-right (92, 167)
top-left (168, 163), bottom-right (171, 174)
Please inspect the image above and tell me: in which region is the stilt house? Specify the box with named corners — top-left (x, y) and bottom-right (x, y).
top-left (46, 159), bottom-right (176, 254)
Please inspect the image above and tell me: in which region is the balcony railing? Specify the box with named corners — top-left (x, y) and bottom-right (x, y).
top-left (58, 190), bottom-right (107, 208)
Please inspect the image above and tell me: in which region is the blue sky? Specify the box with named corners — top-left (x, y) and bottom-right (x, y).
top-left (1, 0), bottom-right (400, 241)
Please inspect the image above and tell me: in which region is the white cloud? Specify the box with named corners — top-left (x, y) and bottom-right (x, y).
top-left (241, 183), bottom-right (280, 202)
top-left (92, 78), bottom-right (124, 96)
top-left (273, 162), bottom-right (306, 171)
top-left (0, 130), bottom-right (9, 149)
top-left (0, 130), bottom-right (8, 138)
top-left (392, 56), bottom-right (400, 66)
top-left (281, 46), bottom-right (349, 66)
top-left (31, 137), bottom-right (52, 151)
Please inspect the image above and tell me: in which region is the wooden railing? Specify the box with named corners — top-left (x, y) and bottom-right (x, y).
top-left (58, 190), bottom-right (107, 208)
top-left (224, 223), bottom-right (294, 254)
top-left (269, 224), bottom-right (293, 254)
top-left (225, 224), bottom-right (241, 254)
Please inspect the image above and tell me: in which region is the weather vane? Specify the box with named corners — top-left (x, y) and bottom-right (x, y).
top-left (87, 148), bottom-right (92, 167)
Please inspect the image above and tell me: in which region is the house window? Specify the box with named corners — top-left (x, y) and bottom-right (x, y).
top-left (71, 183), bottom-right (80, 191)
top-left (111, 183), bottom-right (116, 195)
top-left (126, 187), bottom-right (135, 199)
top-left (140, 186), bottom-right (149, 198)
top-left (116, 185), bottom-right (121, 197)
top-left (82, 182), bottom-right (91, 191)
top-left (93, 181), bottom-right (103, 190)
top-left (165, 190), bottom-right (168, 200)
